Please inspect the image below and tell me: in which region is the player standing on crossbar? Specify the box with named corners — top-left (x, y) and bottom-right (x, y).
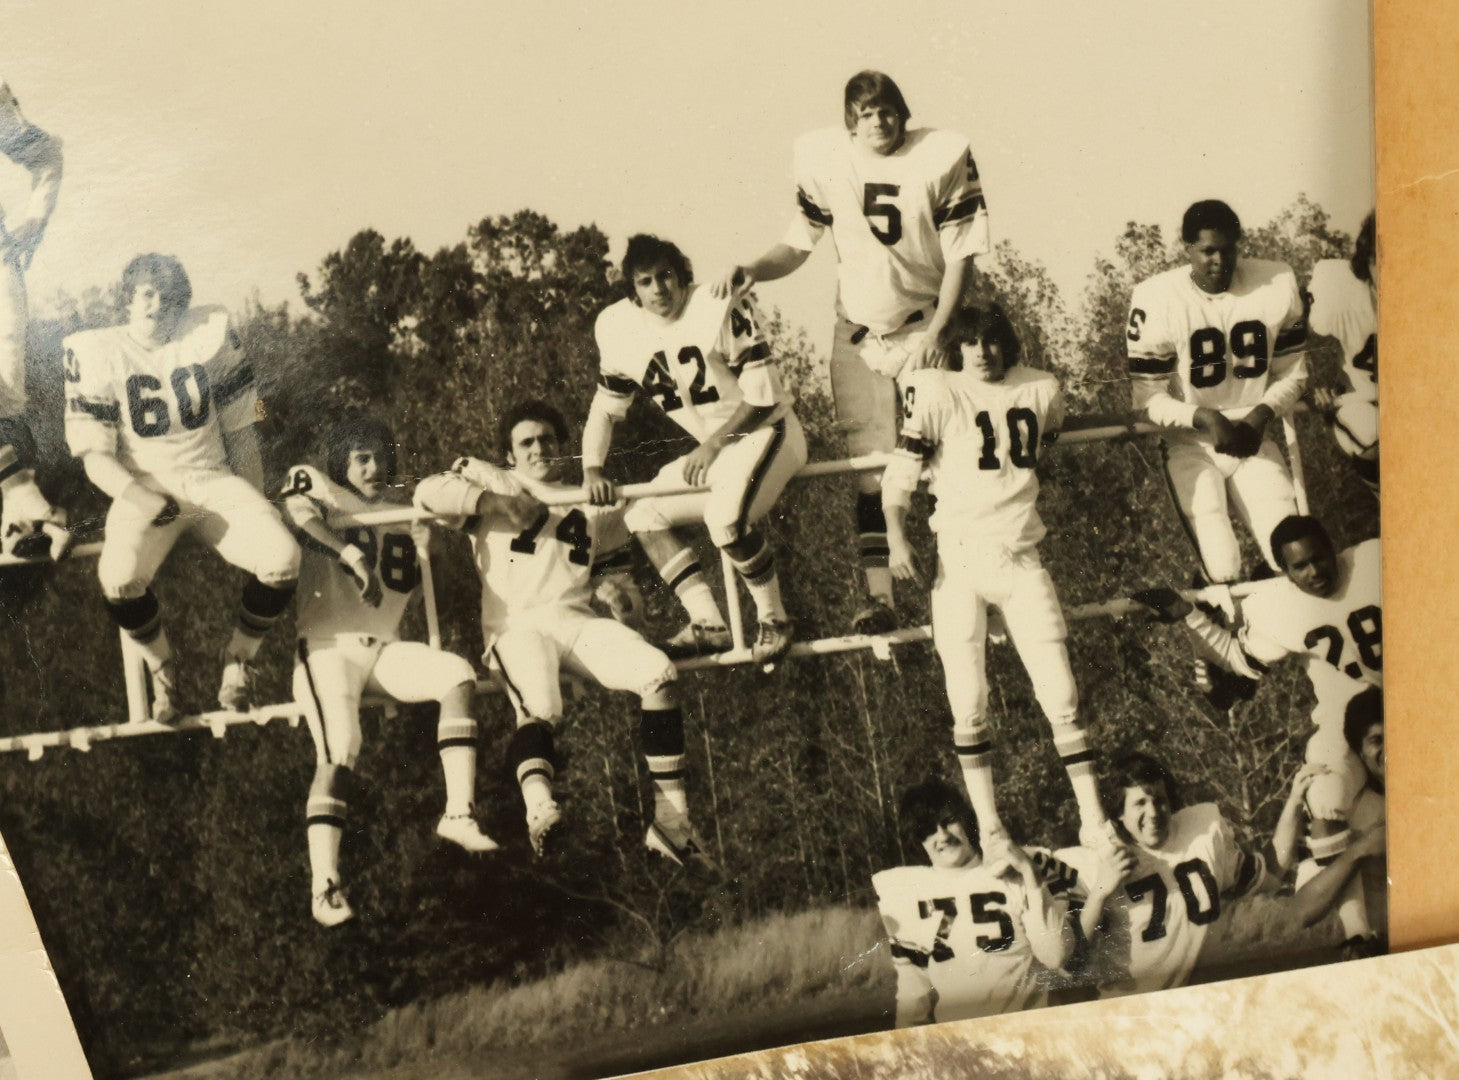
top-left (415, 400), bottom-right (716, 867)
top-left (584, 234), bottom-right (807, 667)
top-left (64, 255), bottom-right (299, 720)
top-left (882, 302), bottom-right (1120, 854)
top-left (0, 78), bottom-right (69, 559)
top-left (715, 70), bottom-right (989, 634)
top-left (282, 417), bottom-right (504, 928)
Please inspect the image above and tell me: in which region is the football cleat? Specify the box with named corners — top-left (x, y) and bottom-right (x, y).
top-left (663, 622), bottom-right (733, 660)
top-left (1194, 659), bottom-right (1258, 714)
top-left (751, 619), bottom-right (794, 666)
top-left (217, 654), bottom-right (256, 713)
top-left (436, 810), bottom-right (500, 853)
top-left (851, 600), bottom-right (896, 636)
top-left (311, 879), bottom-right (355, 928)
top-left (147, 661), bottom-right (180, 726)
top-left (526, 799), bottom-right (562, 857)
top-left (645, 815), bottom-right (717, 871)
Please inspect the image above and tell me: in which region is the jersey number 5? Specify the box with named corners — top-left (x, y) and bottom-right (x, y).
top-left (863, 183), bottom-right (902, 245)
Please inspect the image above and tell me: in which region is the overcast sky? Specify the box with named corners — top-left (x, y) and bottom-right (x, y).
top-left (5, 0), bottom-right (1374, 340)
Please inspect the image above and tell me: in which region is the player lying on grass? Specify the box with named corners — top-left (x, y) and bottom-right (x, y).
top-left (873, 779), bottom-right (1073, 1026)
top-left (1306, 211), bottom-right (1379, 493)
top-left (583, 234), bottom-right (807, 667)
top-left (1269, 687), bottom-right (1387, 959)
top-left (64, 254), bottom-right (299, 720)
top-left (283, 416), bottom-right (506, 928)
top-left (882, 302), bottom-right (1120, 855)
top-left (715, 70), bottom-right (989, 635)
top-left (0, 77), bottom-right (69, 559)
top-left (1058, 751), bottom-right (1380, 996)
top-left (1132, 513), bottom-right (1381, 947)
top-left (1127, 199), bottom-right (1308, 588)
top-left (415, 400), bottom-right (715, 867)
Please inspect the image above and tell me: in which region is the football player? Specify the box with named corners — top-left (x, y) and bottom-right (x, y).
top-left (583, 235), bottom-right (807, 666)
top-left (882, 303), bottom-right (1118, 854)
top-left (1132, 515), bottom-right (1381, 946)
top-left (283, 417), bottom-right (504, 928)
top-left (873, 779), bottom-right (1073, 1025)
top-left (1127, 199), bottom-right (1308, 586)
top-left (0, 79), bottom-right (69, 559)
top-left (415, 400), bottom-right (715, 866)
top-left (64, 255), bottom-right (300, 719)
top-left (714, 71), bottom-right (989, 634)
top-left (1307, 212), bottom-right (1378, 492)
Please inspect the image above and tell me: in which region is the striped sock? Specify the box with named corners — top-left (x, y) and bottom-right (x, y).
top-left (954, 721), bottom-right (1002, 835)
top-left (436, 714), bottom-right (479, 817)
top-left (306, 766), bottom-right (352, 892)
top-left (508, 721), bottom-right (557, 814)
top-left (640, 706), bottom-right (688, 819)
top-left (227, 576), bottom-right (296, 660)
top-left (725, 532), bottom-right (786, 623)
top-left (657, 548), bottom-right (724, 628)
top-left (857, 492), bottom-right (894, 607)
top-left (1051, 719), bottom-right (1103, 824)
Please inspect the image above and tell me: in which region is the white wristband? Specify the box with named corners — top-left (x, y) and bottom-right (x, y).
top-left (340, 544), bottom-right (369, 576)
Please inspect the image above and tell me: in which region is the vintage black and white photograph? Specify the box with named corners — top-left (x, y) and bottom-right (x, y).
top-left (0, 2), bottom-right (1382, 1077)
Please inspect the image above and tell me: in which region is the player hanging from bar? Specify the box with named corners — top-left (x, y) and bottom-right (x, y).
top-left (882, 302), bottom-right (1120, 855)
top-left (1127, 199), bottom-right (1309, 587)
top-left (283, 417), bottom-right (504, 928)
top-left (1307, 211), bottom-right (1378, 493)
top-left (64, 254), bottom-right (299, 719)
top-left (873, 779), bottom-right (1073, 1025)
top-left (0, 78), bottom-right (69, 559)
top-left (415, 400), bottom-right (716, 866)
top-left (714, 70), bottom-right (989, 635)
top-left (1056, 750), bottom-right (1380, 996)
top-left (583, 234), bottom-right (808, 666)
top-left (1132, 514), bottom-right (1382, 952)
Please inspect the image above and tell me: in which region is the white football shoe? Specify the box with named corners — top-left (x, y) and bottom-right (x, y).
top-left (645, 814), bottom-right (717, 871)
top-left (751, 619), bottom-right (794, 667)
top-left (526, 800), bottom-right (562, 857)
top-left (217, 654), bottom-right (255, 712)
top-left (436, 810), bottom-right (500, 853)
top-left (311, 879), bottom-right (355, 928)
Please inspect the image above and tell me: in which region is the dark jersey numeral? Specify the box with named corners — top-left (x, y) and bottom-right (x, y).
top-left (972, 408), bottom-right (1042, 470)
top-left (644, 347), bottom-right (719, 413)
top-left (509, 507), bottom-right (592, 567)
top-left (125, 365), bottom-right (213, 438)
top-left (1188, 320), bottom-right (1269, 388)
top-left (1305, 605), bottom-right (1382, 679)
top-left (1127, 308), bottom-right (1146, 343)
top-left (336, 529), bottom-right (418, 594)
top-left (915, 892), bottom-right (1016, 960)
top-left (863, 183), bottom-right (902, 245)
top-left (1126, 857), bottom-right (1221, 941)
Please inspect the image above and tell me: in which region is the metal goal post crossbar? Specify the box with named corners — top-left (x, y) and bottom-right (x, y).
top-left (0, 414), bottom-right (1305, 759)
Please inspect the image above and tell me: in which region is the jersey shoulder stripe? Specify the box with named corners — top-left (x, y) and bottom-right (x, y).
top-left (797, 187), bottom-right (833, 226)
top-left (597, 370), bottom-right (638, 397)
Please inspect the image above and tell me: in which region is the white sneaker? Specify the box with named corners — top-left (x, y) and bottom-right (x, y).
top-left (311, 879), bottom-right (355, 928)
top-left (645, 815), bottom-right (716, 871)
top-left (527, 800), bottom-right (562, 857)
top-left (751, 619), bottom-right (794, 666)
top-left (436, 810), bottom-right (500, 853)
top-left (218, 654), bottom-right (255, 712)
top-left (148, 661), bottom-right (179, 725)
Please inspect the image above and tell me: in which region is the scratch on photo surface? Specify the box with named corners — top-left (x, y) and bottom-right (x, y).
top-left (1386, 166), bottom-right (1459, 193)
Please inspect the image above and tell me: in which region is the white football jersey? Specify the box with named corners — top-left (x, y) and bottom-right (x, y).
top-left (888, 365), bottom-right (1064, 550)
top-left (1307, 258), bottom-right (1377, 404)
top-left (1059, 804), bottom-right (1267, 996)
top-left (1128, 259), bottom-right (1308, 427)
top-left (787, 124), bottom-right (992, 332)
top-left (422, 458), bottom-right (629, 636)
top-left (1238, 538), bottom-right (1382, 712)
top-left (785, 127), bottom-right (989, 336)
top-left (63, 306), bottom-right (257, 481)
top-left (593, 287), bottom-right (789, 445)
top-left (284, 465), bottom-right (419, 642)
top-left (873, 861), bottom-right (1068, 1022)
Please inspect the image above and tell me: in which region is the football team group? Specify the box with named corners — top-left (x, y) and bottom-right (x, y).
top-left (0, 70), bottom-right (1382, 1023)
